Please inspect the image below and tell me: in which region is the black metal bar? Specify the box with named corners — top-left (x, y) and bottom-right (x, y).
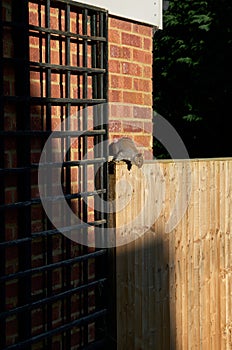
top-left (29, 0), bottom-right (107, 12)
top-left (0, 219), bottom-right (107, 249)
top-left (3, 96), bottom-right (107, 105)
top-left (0, 130), bottom-right (106, 138)
top-left (0, 188), bottom-right (106, 212)
top-left (3, 309), bottom-right (108, 350)
top-left (1, 0), bottom-right (110, 348)
top-left (82, 8), bottom-right (90, 347)
top-left (29, 61), bottom-right (106, 74)
top-left (0, 158), bottom-right (106, 175)
top-left (0, 1), bottom-right (6, 347)
top-left (64, 5), bottom-right (72, 348)
top-left (2, 58), bottom-right (106, 74)
top-left (44, 2), bottom-right (53, 348)
top-left (0, 277), bottom-right (107, 320)
top-left (28, 24), bottom-right (107, 42)
top-left (11, 1), bottom-right (32, 347)
top-left (58, 8), bottom-right (67, 346)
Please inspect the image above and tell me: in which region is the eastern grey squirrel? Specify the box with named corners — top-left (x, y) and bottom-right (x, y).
top-left (109, 137), bottom-right (144, 170)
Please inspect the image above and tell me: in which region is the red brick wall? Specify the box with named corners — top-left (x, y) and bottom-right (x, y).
top-left (108, 16), bottom-right (153, 159)
top-left (2, 1), bottom-right (154, 347)
top-left (2, 1), bottom-right (96, 348)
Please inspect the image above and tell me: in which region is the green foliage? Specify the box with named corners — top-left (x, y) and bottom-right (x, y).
top-left (153, 0), bottom-right (232, 158)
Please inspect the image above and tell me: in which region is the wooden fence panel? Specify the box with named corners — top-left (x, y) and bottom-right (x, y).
top-left (109, 159), bottom-right (232, 350)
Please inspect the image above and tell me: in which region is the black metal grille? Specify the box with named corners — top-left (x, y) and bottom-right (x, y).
top-left (0, 0), bottom-right (111, 349)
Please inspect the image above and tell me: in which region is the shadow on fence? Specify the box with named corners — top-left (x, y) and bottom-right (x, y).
top-left (111, 160), bottom-right (232, 349)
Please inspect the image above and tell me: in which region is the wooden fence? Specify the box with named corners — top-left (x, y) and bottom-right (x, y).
top-left (109, 159), bottom-right (232, 350)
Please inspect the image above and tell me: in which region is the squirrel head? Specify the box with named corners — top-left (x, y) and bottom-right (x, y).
top-left (133, 153), bottom-right (144, 168)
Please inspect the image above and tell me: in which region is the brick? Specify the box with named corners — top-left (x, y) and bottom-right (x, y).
top-left (30, 81), bottom-right (41, 97)
top-left (110, 44), bottom-right (121, 59)
top-left (4, 136), bottom-right (16, 150)
top-left (108, 29), bottom-right (121, 44)
top-left (52, 301), bottom-right (62, 321)
top-left (143, 66), bottom-right (152, 79)
top-left (123, 76), bottom-right (133, 89)
top-left (109, 120), bottom-right (122, 133)
top-left (109, 133), bottom-right (124, 142)
top-left (133, 106), bottom-right (152, 119)
top-left (3, 31), bottom-right (14, 58)
top-left (71, 330), bottom-right (81, 348)
top-left (71, 264), bottom-right (80, 285)
top-left (134, 135), bottom-right (152, 148)
top-left (88, 323), bottom-right (95, 343)
top-left (31, 221), bottom-right (44, 233)
top-left (32, 274), bottom-right (43, 295)
top-left (3, 81), bottom-right (11, 95)
top-left (51, 39), bottom-right (59, 49)
top-left (143, 149), bottom-right (154, 160)
top-left (50, 12), bottom-right (59, 30)
top-left (4, 150), bottom-right (17, 168)
top-left (52, 338), bottom-right (62, 350)
top-left (143, 93), bottom-right (153, 106)
top-left (88, 291), bottom-right (95, 309)
top-left (110, 74), bottom-right (132, 90)
top-left (31, 115), bottom-right (42, 130)
top-left (123, 91), bottom-right (143, 105)
top-left (30, 47), bottom-right (40, 62)
top-left (109, 17), bottom-right (132, 32)
top-left (31, 308), bottom-right (43, 328)
top-left (122, 62), bottom-right (142, 77)
top-left (88, 259), bottom-right (95, 279)
top-left (51, 83), bottom-right (61, 98)
top-left (52, 269), bottom-right (62, 289)
top-left (133, 78), bottom-right (152, 92)
top-left (2, 2), bottom-right (12, 21)
top-left (133, 49), bottom-right (152, 64)
top-left (29, 11), bottom-right (39, 26)
top-left (5, 281), bottom-right (18, 302)
top-left (5, 209), bottom-right (17, 225)
top-left (108, 60), bottom-right (121, 74)
top-left (122, 121), bottom-right (143, 133)
top-left (122, 33), bottom-right (142, 48)
top-left (132, 23), bottom-right (153, 37)
top-left (29, 36), bottom-right (40, 48)
top-left (5, 187), bottom-right (17, 204)
top-left (51, 50), bottom-right (60, 65)
top-left (5, 226), bottom-right (17, 241)
top-left (109, 89), bottom-right (123, 103)
top-left (110, 104), bottom-right (133, 119)
top-left (29, 2), bottom-right (39, 12)
top-left (5, 247), bottom-right (18, 273)
top-left (109, 44), bottom-right (132, 62)
top-left (143, 37), bottom-right (152, 50)
top-left (122, 47), bottom-right (132, 60)
top-left (6, 316), bottom-right (18, 344)
top-left (144, 121), bottom-right (153, 134)
top-left (110, 74), bottom-right (122, 89)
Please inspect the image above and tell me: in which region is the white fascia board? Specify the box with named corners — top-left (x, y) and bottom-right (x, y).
top-left (74, 0), bottom-right (163, 29)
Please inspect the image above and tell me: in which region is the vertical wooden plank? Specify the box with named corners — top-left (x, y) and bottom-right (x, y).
top-left (227, 160), bottom-right (232, 350)
top-left (191, 160), bottom-right (200, 350)
top-left (169, 161), bottom-right (181, 350)
top-left (134, 166), bottom-right (142, 350)
top-left (116, 164), bottom-right (129, 349)
top-left (113, 159), bottom-right (232, 350)
top-left (212, 159), bottom-right (219, 350)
